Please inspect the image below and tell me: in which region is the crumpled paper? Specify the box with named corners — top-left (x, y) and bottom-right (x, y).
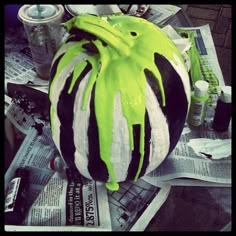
top-left (187, 138), bottom-right (231, 159)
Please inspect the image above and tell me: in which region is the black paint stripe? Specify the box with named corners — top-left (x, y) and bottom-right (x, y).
top-left (69, 28), bottom-right (97, 42)
top-left (57, 73), bottom-right (76, 169)
top-left (87, 84), bottom-right (109, 182)
top-left (145, 52), bottom-right (188, 154)
top-left (49, 54), bottom-right (65, 83)
top-left (57, 61), bottom-right (92, 171)
top-left (126, 124), bottom-right (141, 180)
top-left (139, 110), bottom-right (151, 177)
top-left (82, 42), bottom-right (99, 54)
top-left (49, 53), bottom-right (65, 94)
top-left (126, 111), bottom-right (151, 180)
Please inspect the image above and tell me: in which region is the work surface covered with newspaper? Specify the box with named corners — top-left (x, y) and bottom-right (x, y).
top-left (4, 94), bottom-right (171, 231)
top-left (4, 5), bottom-right (231, 231)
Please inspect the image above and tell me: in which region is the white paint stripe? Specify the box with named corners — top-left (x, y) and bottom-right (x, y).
top-left (73, 73), bottom-right (93, 179)
top-left (110, 92), bottom-right (131, 182)
top-left (50, 53), bottom-right (88, 110)
top-left (52, 41), bottom-right (78, 66)
top-left (50, 53), bottom-right (89, 173)
top-left (51, 111), bottom-right (62, 158)
top-left (74, 150), bottom-right (92, 180)
top-left (145, 83), bottom-right (170, 174)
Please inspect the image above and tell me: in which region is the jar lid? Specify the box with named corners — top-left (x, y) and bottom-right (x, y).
top-left (220, 86), bottom-right (231, 103)
top-left (27, 5), bottom-right (56, 19)
top-left (194, 80), bottom-right (209, 97)
top-left (18, 4), bottom-right (64, 24)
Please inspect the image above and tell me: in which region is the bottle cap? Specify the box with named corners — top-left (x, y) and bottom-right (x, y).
top-left (49, 156), bottom-right (66, 172)
top-left (27, 5), bottom-right (56, 19)
top-left (220, 86), bottom-right (231, 103)
top-left (194, 80), bottom-right (209, 97)
top-left (18, 5), bottom-right (64, 24)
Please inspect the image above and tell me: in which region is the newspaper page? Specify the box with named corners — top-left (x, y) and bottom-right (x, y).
top-left (142, 24), bottom-right (231, 187)
top-left (143, 5), bottom-right (181, 26)
top-left (19, 170), bottom-right (112, 231)
top-left (4, 95), bottom-right (112, 231)
top-left (107, 179), bottom-right (171, 231)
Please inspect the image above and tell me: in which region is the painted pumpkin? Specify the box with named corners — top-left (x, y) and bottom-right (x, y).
top-left (49, 14), bottom-right (191, 191)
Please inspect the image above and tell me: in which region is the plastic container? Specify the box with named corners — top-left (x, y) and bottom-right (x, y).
top-left (18, 5), bottom-right (64, 79)
top-left (187, 80), bottom-right (209, 127)
top-left (212, 86), bottom-right (232, 132)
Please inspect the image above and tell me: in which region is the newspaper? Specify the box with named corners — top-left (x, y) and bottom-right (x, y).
top-left (21, 170), bottom-right (112, 231)
top-left (144, 5), bottom-right (181, 26)
top-left (4, 94), bottom-right (170, 231)
top-left (107, 179), bottom-right (170, 231)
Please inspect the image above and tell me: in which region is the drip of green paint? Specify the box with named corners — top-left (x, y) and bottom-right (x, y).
top-left (51, 14), bottom-right (186, 190)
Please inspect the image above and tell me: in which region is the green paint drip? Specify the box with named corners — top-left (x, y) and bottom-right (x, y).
top-left (68, 60), bottom-right (87, 94)
top-left (51, 14), bottom-right (187, 190)
top-left (82, 55), bottom-right (99, 110)
top-left (49, 40), bottom-right (88, 101)
top-left (106, 182), bottom-right (119, 191)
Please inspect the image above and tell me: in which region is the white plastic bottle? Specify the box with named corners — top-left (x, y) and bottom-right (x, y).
top-left (187, 80), bottom-right (209, 126)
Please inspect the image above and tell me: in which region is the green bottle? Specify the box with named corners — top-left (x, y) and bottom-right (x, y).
top-left (188, 80), bottom-right (209, 127)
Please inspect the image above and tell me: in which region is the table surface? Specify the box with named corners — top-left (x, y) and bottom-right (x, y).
top-left (4, 6), bottom-right (231, 232)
